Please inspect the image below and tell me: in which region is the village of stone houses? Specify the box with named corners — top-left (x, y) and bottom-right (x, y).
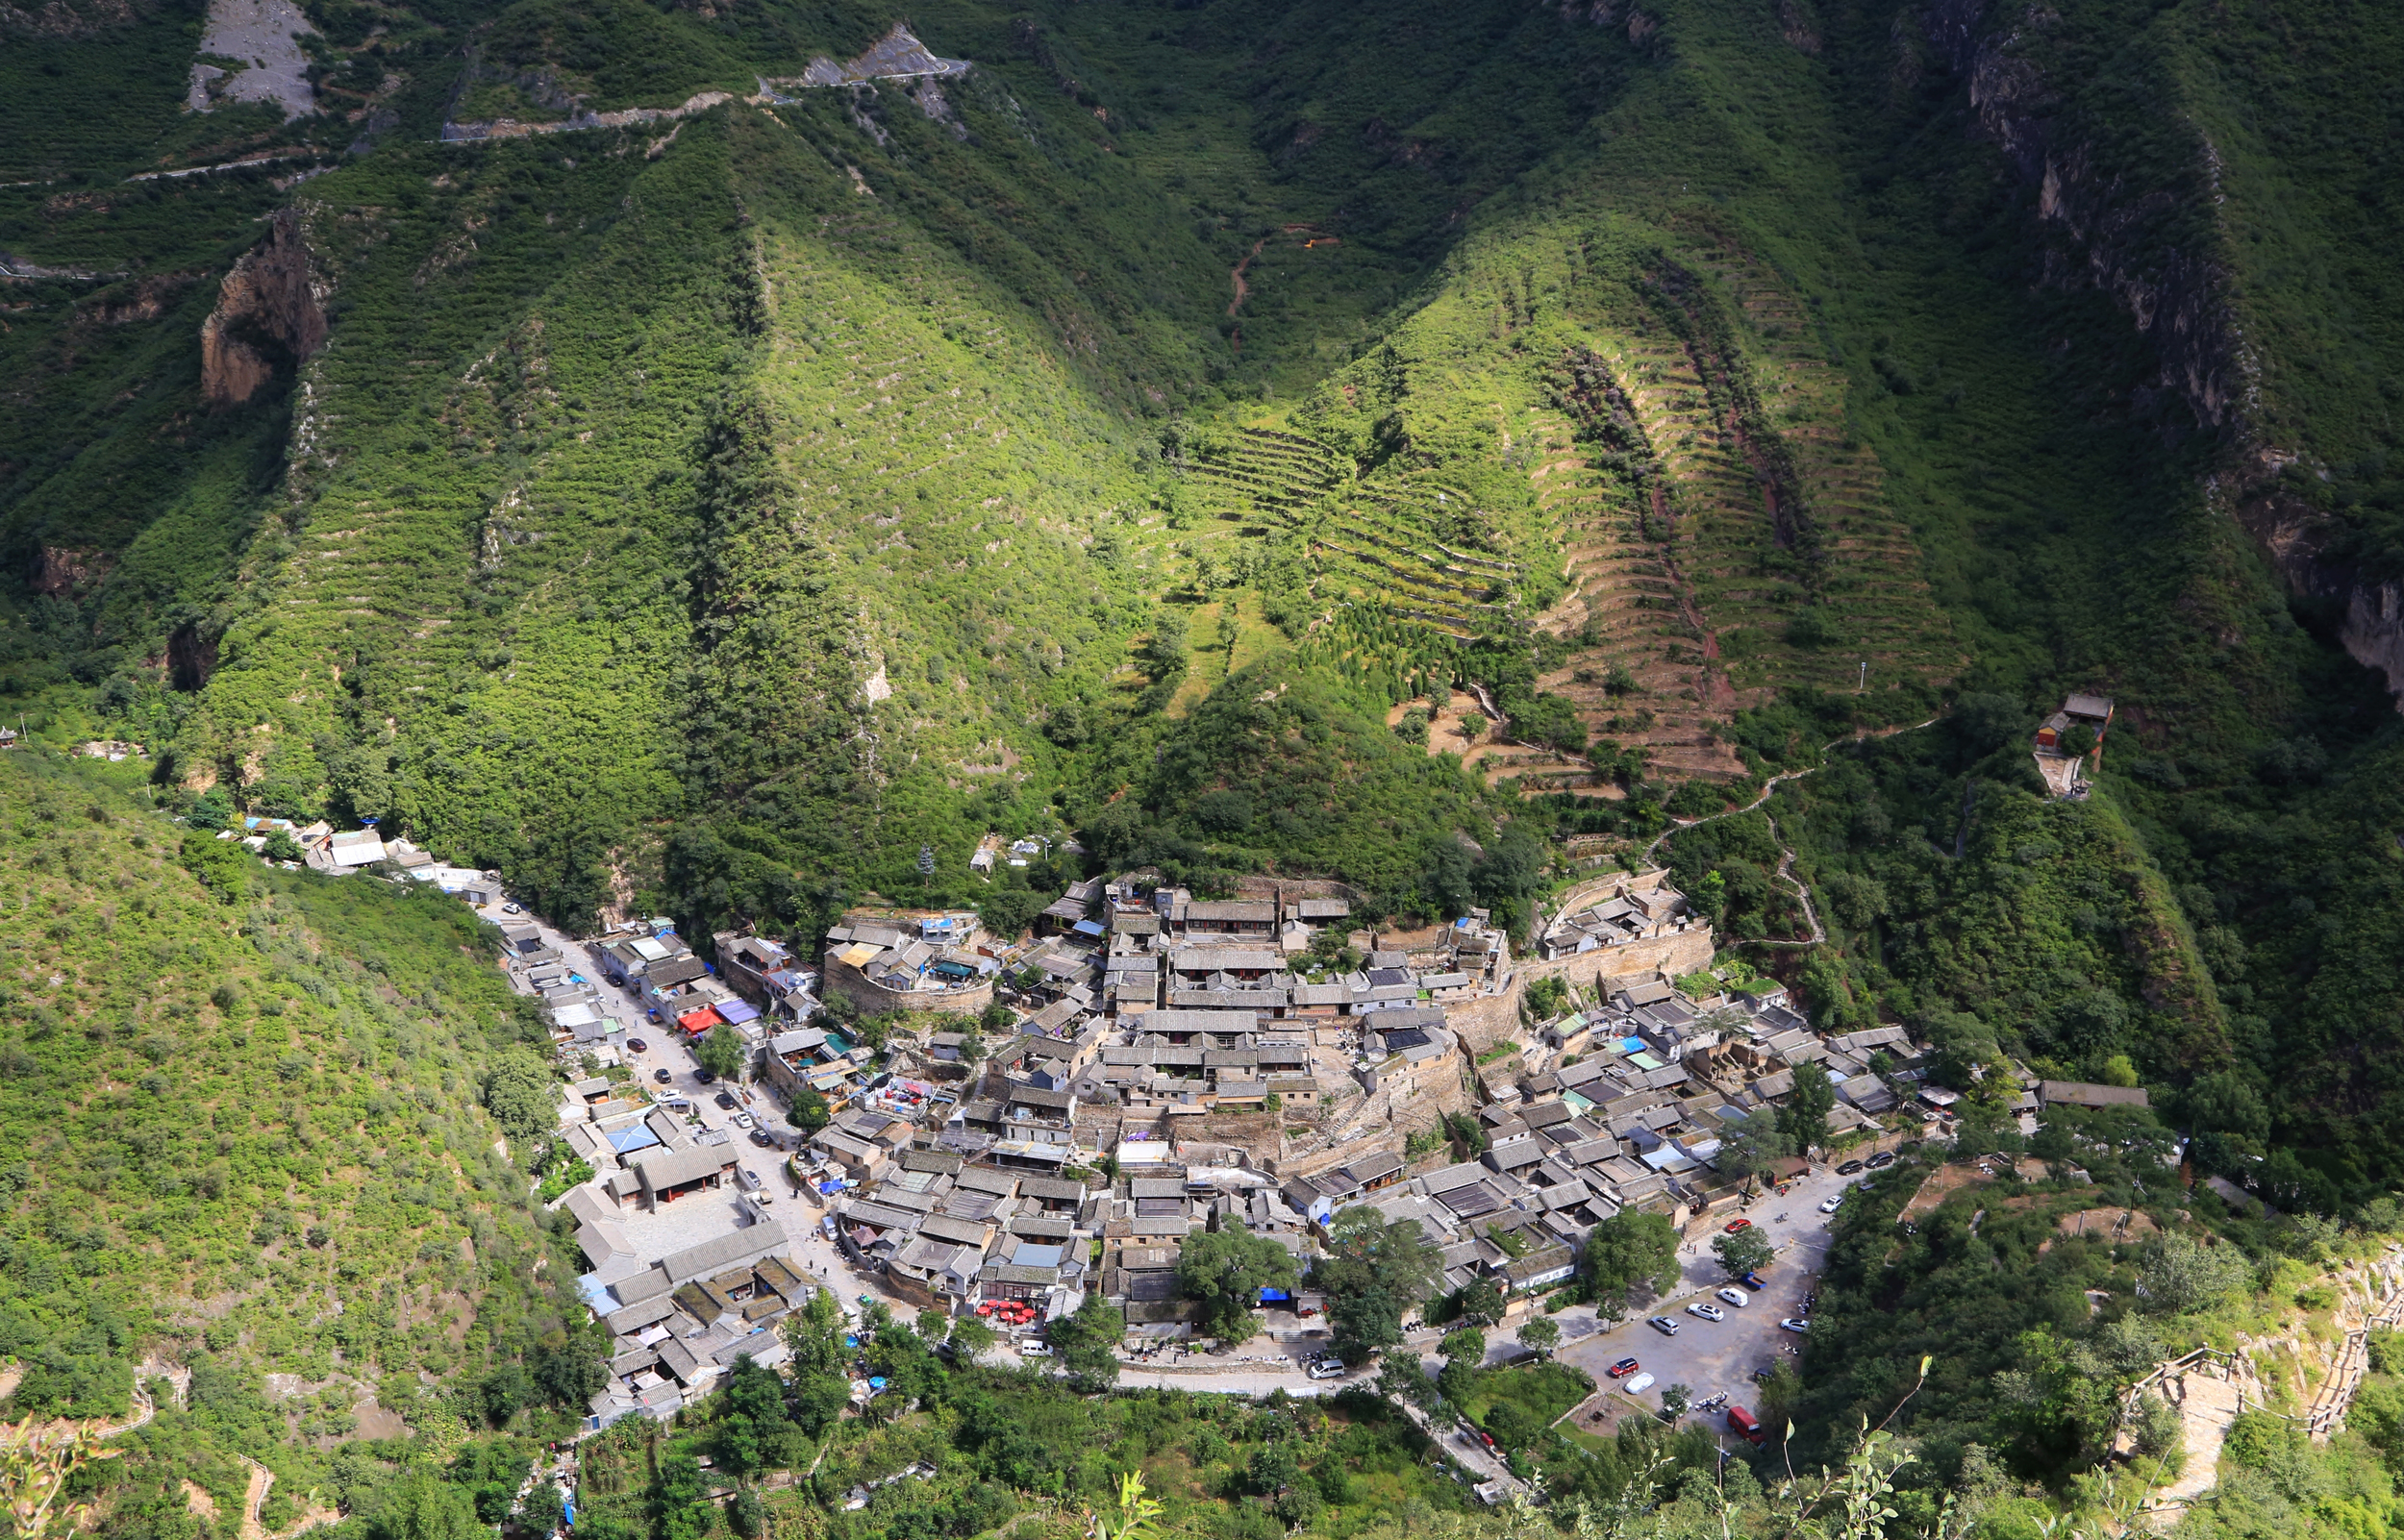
top-left (199, 769), bottom-right (2106, 1443)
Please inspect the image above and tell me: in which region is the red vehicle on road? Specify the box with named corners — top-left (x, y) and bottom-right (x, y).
top-left (1723, 1218), bottom-right (1753, 1234)
top-left (1727, 1407), bottom-right (1765, 1446)
top-left (1607, 1357), bottom-right (1641, 1379)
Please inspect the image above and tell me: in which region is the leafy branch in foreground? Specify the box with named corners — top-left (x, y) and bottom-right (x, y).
top-left (1, 1418), bottom-right (119, 1539)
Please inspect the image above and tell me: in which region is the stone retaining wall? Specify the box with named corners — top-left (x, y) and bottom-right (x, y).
top-left (823, 954), bottom-right (993, 1018)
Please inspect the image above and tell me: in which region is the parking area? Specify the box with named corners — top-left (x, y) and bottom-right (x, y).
top-left (1557, 1159), bottom-right (1875, 1420)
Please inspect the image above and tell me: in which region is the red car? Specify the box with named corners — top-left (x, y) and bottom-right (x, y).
top-left (1608, 1357), bottom-right (1640, 1379)
top-left (1724, 1218), bottom-right (1753, 1234)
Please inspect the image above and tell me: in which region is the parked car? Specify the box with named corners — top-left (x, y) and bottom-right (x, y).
top-left (1018, 1340), bottom-right (1053, 1357)
top-left (654, 1069), bottom-right (673, 1083)
top-left (1836, 1159), bottom-right (1866, 1176)
top-left (715, 1093), bottom-right (738, 1109)
top-left (1623, 1373), bottom-right (1656, 1395)
top-left (1818, 1195), bottom-right (1844, 1213)
top-left (1687, 1303), bottom-right (1725, 1323)
top-left (695, 1071), bottom-right (717, 1086)
top-left (626, 1039), bottom-right (648, 1055)
top-left (734, 1113), bottom-right (756, 1130)
top-left (737, 1168), bottom-right (763, 1193)
top-left (1723, 1218), bottom-right (1753, 1234)
top-left (503, 903), bottom-right (523, 914)
top-left (750, 1130), bottom-right (776, 1148)
top-left (1779, 1318), bottom-right (1811, 1334)
top-left (1608, 1358), bottom-right (1641, 1379)
top-left (1716, 1287), bottom-right (1749, 1308)
top-left (1648, 1316), bottom-right (1680, 1336)
top-left (1727, 1407), bottom-right (1765, 1446)
top-left (1306, 1355), bottom-right (1345, 1380)
top-left (1866, 1152), bottom-right (1897, 1169)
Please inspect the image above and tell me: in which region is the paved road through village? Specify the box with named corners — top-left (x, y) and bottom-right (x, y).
top-left (1554, 1161), bottom-right (1861, 1426)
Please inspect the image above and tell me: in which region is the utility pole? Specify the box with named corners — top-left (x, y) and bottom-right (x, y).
top-left (1856, 659), bottom-right (1866, 695)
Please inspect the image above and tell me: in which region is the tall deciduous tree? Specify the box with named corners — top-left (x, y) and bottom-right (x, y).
top-left (1316, 1206), bottom-right (1441, 1361)
top-left (1777, 1061), bottom-right (1837, 1155)
top-left (695, 1023), bottom-right (749, 1081)
top-left (786, 1081), bottom-right (831, 1132)
top-left (1048, 1294), bottom-right (1124, 1389)
top-left (782, 1287), bottom-right (847, 1378)
top-left (714, 1354), bottom-right (791, 1475)
top-left (1583, 1209), bottom-right (1680, 1320)
top-left (1176, 1229), bottom-right (1299, 1342)
top-left (1713, 1227), bottom-right (1775, 1280)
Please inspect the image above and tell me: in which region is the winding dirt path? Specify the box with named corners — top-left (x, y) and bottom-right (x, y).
top-left (1761, 817), bottom-right (1826, 948)
top-left (236, 1455), bottom-right (339, 1540)
top-left (238, 1460), bottom-right (275, 1540)
top-left (1637, 717), bottom-right (1941, 947)
top-left (1228, 236), bottom-right (1266, 318)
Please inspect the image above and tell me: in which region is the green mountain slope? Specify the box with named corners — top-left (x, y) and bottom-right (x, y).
top-left (1, 0), bottom-right (2404, 1512)
top-left (0, 748), bottom-right (588, 1511)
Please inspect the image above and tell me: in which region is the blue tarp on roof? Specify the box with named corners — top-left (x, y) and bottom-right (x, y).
top-left (607, 1125), bottom-right (662, 1155)
top-left (1072, 919), bottom-right (1106, 937)
top-left (718, 999), bottom-right (761, 1025)
top-left (1257, 1287), bottom-right (1293, 1303)
top-left (1617, 1036), bottom-right (1646, 1055)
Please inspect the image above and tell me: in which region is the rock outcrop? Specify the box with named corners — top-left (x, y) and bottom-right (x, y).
top-left (199, 208), bottom-right (325, 409)
top-left (0, 0), bottom-right (141, 38)
top-left (1919, 0), bottom-right (2404, 709)
top-left (2234, 484), bottom-right (2404, 707)
top-left (1919, 0), bottom-right (2243, 436)
top-left (30, 545), bottom-right (108, 596)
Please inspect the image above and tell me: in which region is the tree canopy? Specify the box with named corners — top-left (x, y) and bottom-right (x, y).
top-left (1316, 1206), bottom-right (1443, 1361)
top-left (1176, 1230), bottom-right (1299, 1343)
top-left (1583, 1209), bottom-right (1681, 1319)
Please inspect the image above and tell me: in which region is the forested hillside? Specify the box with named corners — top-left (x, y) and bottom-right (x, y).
top-left (1, 0), bottom-right (2398, 1169)
top-left (0, 749), bottom-right (595, 1520)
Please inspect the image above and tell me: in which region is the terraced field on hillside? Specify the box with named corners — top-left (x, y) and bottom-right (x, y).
top-left (1173, 427), bottom-right (1532, 640)
top-left (1532, 246), bottom-right (1959, 781)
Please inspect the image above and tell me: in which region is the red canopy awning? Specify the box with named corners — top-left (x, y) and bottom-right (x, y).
top-left (677, 1006), bottom-right (724, 1034)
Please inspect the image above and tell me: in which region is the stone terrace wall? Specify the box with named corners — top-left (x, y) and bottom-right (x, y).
top-left (1516, 928), bottom-right (1715, 997)
top-left (823, 955), bottom-right (993, 1018)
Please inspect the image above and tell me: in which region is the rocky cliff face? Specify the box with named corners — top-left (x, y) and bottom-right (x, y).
top-left (199, 208), bottom-right (326, 409)
top-left (30, 544), bottom-right (107, 596)
top-left (0, 0), bottom-right (142, 38)
top-left (1919, 0), bottom-right (2246, 435)
top-left (2234, 484), bottom-right (2404, 708)
top-left (1919, 0), bottom-right (2403, 708)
